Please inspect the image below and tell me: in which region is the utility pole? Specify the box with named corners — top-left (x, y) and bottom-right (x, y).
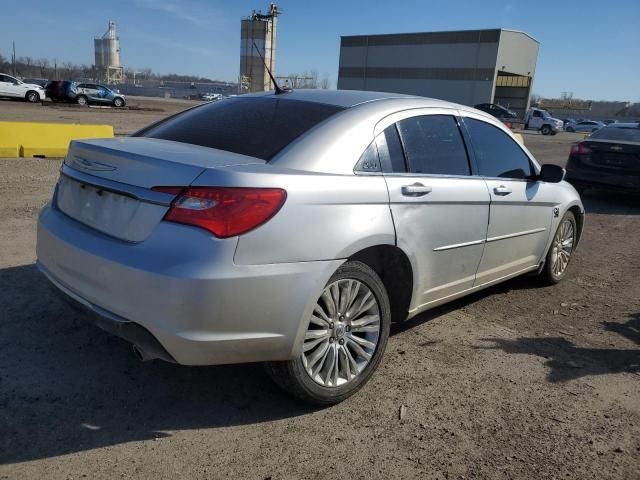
top-left (12, 41), bottom-right (16, 76)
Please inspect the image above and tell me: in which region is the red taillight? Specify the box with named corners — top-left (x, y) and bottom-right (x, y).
top-left (154, 187), bottom-right (287, 238)
top-left (570, 143), bottom-right (592, 155)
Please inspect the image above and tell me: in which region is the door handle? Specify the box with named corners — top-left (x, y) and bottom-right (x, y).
top-left (493, 185), bottom-right (512, 196)
top-left (401, 183), bottom-right (432, 197)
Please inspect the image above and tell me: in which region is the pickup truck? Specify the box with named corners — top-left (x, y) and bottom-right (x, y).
top-left (502, 107), bottom-right (564, 135)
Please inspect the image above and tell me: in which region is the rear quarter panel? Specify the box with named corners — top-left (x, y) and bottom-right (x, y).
top-left (192, 165), bottom-right (396, 265)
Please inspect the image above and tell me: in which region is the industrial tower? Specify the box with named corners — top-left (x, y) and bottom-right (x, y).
top-left (240, 4), bottom-right (281, 93)
top-left (94, 21), bottom-right (124, 84)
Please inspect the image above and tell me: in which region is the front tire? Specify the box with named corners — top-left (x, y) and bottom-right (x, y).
top-left (566, 126), bottom-right (575, 132)
top-left (113, 97), bottom-right (125, 107)
top-left (540, 211), bottom-right (577, 285)
top-left (25, 91), bottom-right (40, 103)
top-left (266, 261), bottom-right (391, 405)
top-left (541, 125), bottom-right (552, 135)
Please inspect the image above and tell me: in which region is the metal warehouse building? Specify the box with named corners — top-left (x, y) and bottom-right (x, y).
top-left (338, 29), bottom-right (539, 116)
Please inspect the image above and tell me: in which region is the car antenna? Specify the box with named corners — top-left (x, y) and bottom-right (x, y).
top-left (253, 42), bottom-right (291, 95)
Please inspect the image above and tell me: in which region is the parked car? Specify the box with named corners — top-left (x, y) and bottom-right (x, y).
top-left (201, 92), bottom-right (223, 101)
top-left (37, 90), bottom-right (584, 405)
top-left (75, 83), bottom-right (126, 107)
top-left (562, 118), bottom-right (577, 127)
top-left (565, 120), bottom-right (605, 133)
top-left (0, 73), bottom-right (46, 102)
top-left (565, 122), bottom-right (640, 192)
top-left (474, 103), bottom-right (518, 119)
top-left (524, 107), bottom-right (564, 135)
top-left (45, 80), bottom-right (78, 103)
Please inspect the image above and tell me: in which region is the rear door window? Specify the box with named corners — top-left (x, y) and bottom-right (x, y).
top-left (396, 115), bottom-right (471, 176)
top-left (138, 97), bottom-right (344, 161)
top-left (464, 118), bottom-right (533, 179)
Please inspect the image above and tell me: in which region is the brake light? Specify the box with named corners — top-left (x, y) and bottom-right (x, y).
top-left (153, 187), bottom-right (286, 238)
top-left (570, 143), bottom-right (592, 155)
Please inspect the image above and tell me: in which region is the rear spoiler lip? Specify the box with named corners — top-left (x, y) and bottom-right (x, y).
top-left (60, 163), bottom-right (177, 207)
top-left (67, 137), bottom-right (267, 169)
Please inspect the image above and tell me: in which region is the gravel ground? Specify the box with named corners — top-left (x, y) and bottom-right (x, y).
top-left (0, 96), bottom-right (197, 135)
top-left (0, 102), bottom-right (639, 479)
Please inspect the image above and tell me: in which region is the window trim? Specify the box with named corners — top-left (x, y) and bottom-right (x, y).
top-left (459, 114), bottom-right (540, 181)
top-left (373, 108), bottom-right (477, 178)
top-left (395, 114), bottom-right (472, 177)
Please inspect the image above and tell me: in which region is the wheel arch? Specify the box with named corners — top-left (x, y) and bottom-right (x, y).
top-left (568, 204), bottom-right (585, 248)
top-left (24, 90), bottom-right (40, 101)
top-left (348, 244), bottom-right (414, 323)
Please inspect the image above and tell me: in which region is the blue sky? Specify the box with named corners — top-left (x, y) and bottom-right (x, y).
top-left (1, 0), bottom-right (638, 101)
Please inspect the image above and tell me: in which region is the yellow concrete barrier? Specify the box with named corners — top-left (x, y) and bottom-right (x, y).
top-left (513, 133), bottom-right (524, 145)
top-left (0, 121), bottom-right (114, 158)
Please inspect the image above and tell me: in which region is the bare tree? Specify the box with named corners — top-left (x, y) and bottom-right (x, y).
top-left (36, 58), bottom-right (50, 78)
top-left (320, 74), bottom-right (330, 90)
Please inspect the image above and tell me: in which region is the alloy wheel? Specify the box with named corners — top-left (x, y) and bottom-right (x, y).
top-left (302, 279), bottom-right (381, 388)
top-left (550, 219), bottom-right (574, 277)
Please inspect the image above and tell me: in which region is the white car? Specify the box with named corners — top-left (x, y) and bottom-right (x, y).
top-left (0, 73), bottom-right (46, 103)
top-left (565, 120), bottom-right (605, 133)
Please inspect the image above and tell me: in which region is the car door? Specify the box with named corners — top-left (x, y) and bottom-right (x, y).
top-left (95, 85), bottom-right (110, 104)
top-left (0, 74), bottom-right (20, 97)
top-left (0, 74), bottom-right (10, 95)
top-left (461, 114), bottom-right (554, 286)
top-left (377, 110), bottom-right (491, 311)
top-left (528, 110), bottom-right (543, 129)
top-left (576, 121), bottom-right (594, 132)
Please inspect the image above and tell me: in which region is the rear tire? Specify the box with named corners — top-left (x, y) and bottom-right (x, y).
top-left (76, 95), bottom-right (88, 106)
top-left (25, 91), bottom-right (40, 103)
top-left (540, 211), bottom-right (577, 285)
top-left (266, 261), bottom-right (391, 405)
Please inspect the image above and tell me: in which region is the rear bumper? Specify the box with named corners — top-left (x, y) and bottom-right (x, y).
top-left (566, 157), bottom-right (640, 190)
top-left (41, 263), bottom-right (176, 363)
top-left (37, 204), bottom-right (342, 365)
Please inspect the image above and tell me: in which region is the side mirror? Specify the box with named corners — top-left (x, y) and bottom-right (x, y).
top-left (539, 164), bottom-right (565, 183)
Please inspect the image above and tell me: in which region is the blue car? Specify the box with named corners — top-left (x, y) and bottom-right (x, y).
top-left (75, 83), bottom-right (126, 107)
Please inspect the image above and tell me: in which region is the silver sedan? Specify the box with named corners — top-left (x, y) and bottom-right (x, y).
top-left (37, 90), bottom-right (584, 404)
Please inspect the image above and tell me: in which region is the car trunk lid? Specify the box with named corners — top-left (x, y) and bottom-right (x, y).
top-left (57, 137), bottom-right (266, 242)
top-left (583, 140), bottom-right (640, 173)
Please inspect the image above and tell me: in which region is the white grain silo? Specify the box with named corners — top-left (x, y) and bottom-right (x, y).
top-left (240, 4), bottom-right (280, 93)
top-left (94, 21), bottom-right (124, 83)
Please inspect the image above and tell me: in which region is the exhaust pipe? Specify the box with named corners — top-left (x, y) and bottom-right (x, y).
top-left (133, 345), bottom-right (155, 362)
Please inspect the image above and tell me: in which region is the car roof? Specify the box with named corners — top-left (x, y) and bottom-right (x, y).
top-left (243, 88), bottom-right (458, 109)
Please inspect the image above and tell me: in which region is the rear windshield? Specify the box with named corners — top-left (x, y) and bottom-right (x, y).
top-left (137, 97), bottom-right (344, 160)
top-left (590, 126), bottom-right (640, 143)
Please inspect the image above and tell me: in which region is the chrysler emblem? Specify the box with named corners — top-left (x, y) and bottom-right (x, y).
top-left (72, 157), bottom-right (117, 172)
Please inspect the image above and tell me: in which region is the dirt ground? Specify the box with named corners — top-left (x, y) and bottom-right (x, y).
top-left (0, 99), bottom-right (639, 479)
top-left (0, 96), bottom-right (197, 135)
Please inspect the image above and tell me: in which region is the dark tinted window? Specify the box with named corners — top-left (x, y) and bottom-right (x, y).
top-left (590, 126), bottom-right (640, 142)
top-left (138, 97), bottom-right (344, 160)
top-left (396, 115), bottom-right (470, 175)
top-left (465, 118), bottom-right (533, 179)
top-left (375, 125), bottom-right (406, 173)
